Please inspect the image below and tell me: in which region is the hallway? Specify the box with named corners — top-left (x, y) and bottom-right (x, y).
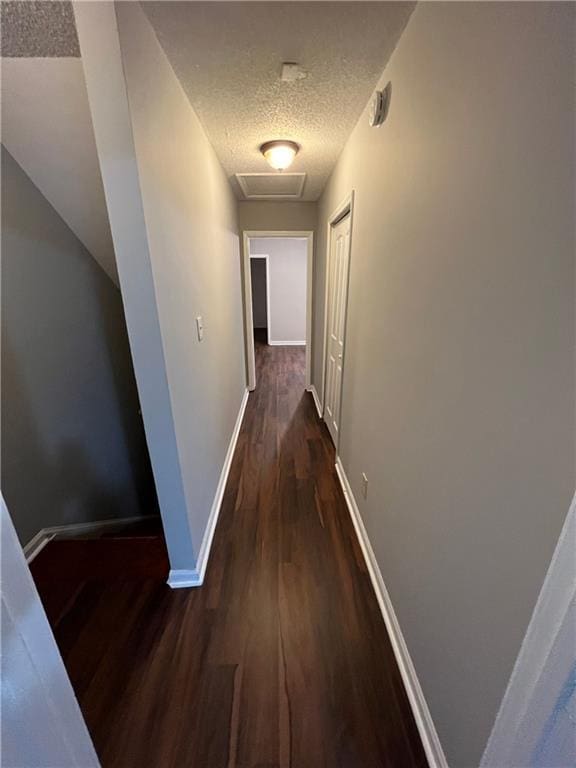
top-left (3, 3), bottom-right (574, 766)
top-left (32, 339), bottom-right (426, 767)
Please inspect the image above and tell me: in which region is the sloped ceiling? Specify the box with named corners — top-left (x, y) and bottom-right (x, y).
top-left (143, 2), bottom-right (415, 201)
top-left (1, 2), bottom-right (118, 285)
top-left (1, 57), bottom-right (118, 284)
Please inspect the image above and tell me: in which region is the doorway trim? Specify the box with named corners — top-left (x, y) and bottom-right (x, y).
top-left (242, 230), bottom-right (314, 391)
top-left (320, 191), bottom-right (355, 448)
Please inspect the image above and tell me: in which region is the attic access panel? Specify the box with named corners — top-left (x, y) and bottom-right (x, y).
top-left (235, 172), bottom-right (306, 200)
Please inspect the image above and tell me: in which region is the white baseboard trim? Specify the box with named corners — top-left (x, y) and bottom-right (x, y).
top-left (307, 385), bottom-right (323, 419)
top-left (268, 340), bottom-right (306, 346)
top-left (168, 387), bottom-right (249, 590)
top-left (23, 515), bottom-right (155, 563)
top-left (166, 569), bottom-right (202, 589)
top-left (335, 456), bottom-right (448, 768)
top-left (24, 531), bottom-right (56, 563)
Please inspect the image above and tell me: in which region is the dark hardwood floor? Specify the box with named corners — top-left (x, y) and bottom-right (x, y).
top-left (31, 338), bottom-right (427, 768)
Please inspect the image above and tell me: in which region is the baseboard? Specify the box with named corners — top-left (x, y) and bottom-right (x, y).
top-left (23, 530), bottom-right (56, 563)
top-left (335, 456), bottom-right (448, 768)
top-left (166, 569), bottom-right (202, 588)
top-left (168, 387), bottom-right (249, 590)
top-left (307, 385), bottom-right (323, 419)
top-left (23, 515), bottom-right (155, 563)
top-left (268, 340), bottom-right (306, 346)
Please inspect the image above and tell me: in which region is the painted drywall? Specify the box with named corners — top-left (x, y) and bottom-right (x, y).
top-left (250, 238), bottom-right (307, 344)
top-left (75, 2), bottom-right (246, 572)
top-left (239, 201), bottom-right (317, 232)
top-left (116, 1), bottom-right (246, 567)
top-left (1, 147), bottom-right (154, 547)
top-left (74, 3), bottom-right (194, 573)
top-left (313, 3), bottom-right (575, 765)
top-left (1, 58), bottom-right (118, 284)
top-left (1, 495), bottom-right (98, 767)
top-left (250, 259), bottom-right (268, 329)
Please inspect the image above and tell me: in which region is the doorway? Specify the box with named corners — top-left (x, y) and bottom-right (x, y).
top-left (322, 194), bottom-right (354, 448)
top-left (242, 231), bottom-right (314, 391)
top-left (249, 255), bottom-right (270, 345)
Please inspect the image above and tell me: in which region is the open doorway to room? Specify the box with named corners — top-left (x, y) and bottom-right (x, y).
top-left (249, 254), bottom-right (270, 346)
top-left (242, 231), bottom-right (313, 391)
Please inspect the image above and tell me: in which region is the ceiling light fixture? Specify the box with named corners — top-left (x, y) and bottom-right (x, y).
top-left (260, 140), bottom-right (299, 171)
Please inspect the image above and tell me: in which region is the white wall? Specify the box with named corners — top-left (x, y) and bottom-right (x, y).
top-left (75, 2), bottom-right (246, 577)
top-left (313, 3), bottom-right (575, 765)
top-left (250, 238), bottom-right (307, 344)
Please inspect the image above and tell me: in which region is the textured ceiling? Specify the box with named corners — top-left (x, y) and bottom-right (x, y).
top-left (0, 1), bottom-right (79, 57)
top-left (142, 2), bottom-right (414, 200)
top-left (1, 58), bottom-right (118, 284)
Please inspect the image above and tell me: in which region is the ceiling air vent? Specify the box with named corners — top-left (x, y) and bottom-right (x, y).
top-left (236, 172), bottom-right (306, 200)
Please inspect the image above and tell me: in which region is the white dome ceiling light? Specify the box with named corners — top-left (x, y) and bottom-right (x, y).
top-left (260, 140), bottom-right (300, 171)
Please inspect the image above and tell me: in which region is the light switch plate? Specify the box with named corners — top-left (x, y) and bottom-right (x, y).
top-left (196, 316), bottom-right (204, 342)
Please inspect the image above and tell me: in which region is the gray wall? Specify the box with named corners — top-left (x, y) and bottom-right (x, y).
top-left (313, 3), bottom-right (575, 765)
top-left (74, 2), bottom-right (195, 573)
top-left (115, 2), bottom-right (246, 569)
top-left (250, 238), bottom-right (307, 344)
top-left (1, 147), bottom-right (155, 547)
top-left (250, 259), bottom-right (267, 329)
top-left (76, 1), bottom-right (246, 574)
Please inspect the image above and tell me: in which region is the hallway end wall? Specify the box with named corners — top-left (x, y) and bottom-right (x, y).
top-left (313, 3), bottom-right (575, 765)
top-left (250, 238), bottom-right (307, 344)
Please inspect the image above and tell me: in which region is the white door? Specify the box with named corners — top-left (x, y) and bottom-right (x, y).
top-left (324, 212), bottom-right (351, 446)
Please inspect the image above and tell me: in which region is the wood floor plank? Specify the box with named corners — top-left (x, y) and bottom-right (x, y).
top-left (31, 335), bottom-right (427, 767)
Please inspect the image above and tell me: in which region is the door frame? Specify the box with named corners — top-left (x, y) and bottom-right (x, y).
top-left (320, 191), bottom-right (355, 449)
top-left (248, 254), bottom-right (271, 343)
top-left (1, 495), bottom-right (100, 766)
top-left (242, 230), bottom-right (314, 391)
